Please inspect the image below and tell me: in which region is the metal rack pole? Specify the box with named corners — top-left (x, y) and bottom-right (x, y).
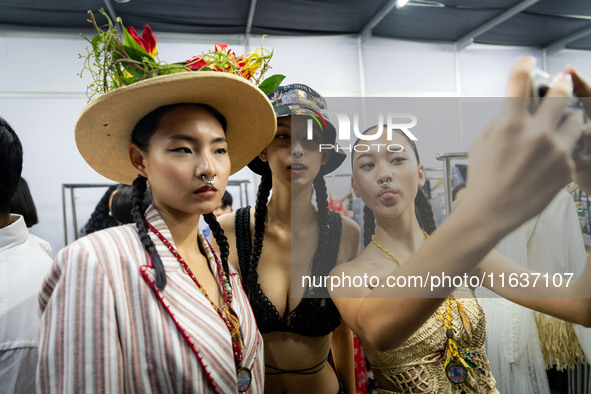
top-left (435, 152), bottom-right (468, 216)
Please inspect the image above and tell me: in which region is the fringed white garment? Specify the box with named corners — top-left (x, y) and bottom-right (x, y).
top-left (476, 189), bottom-right (589, 394)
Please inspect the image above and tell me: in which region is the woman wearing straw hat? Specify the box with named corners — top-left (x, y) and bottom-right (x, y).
top-left (215, 84), bottom-right (360, 393)
top-left (37, 17), bottom-right (278, 393)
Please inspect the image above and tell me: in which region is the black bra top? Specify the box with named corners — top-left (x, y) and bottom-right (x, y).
top-left (235, 207), bottom-right (342, 337)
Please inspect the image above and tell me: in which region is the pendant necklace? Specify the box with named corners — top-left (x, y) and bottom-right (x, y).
top-left (147, 221), bottom-right (251, 392)
top-left (372, 230), bottom-right (480, 384)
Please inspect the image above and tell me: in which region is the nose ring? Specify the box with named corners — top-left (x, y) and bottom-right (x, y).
top-left (378, 178), bottom-right (391, 188)
top-left (201, 174), bottom-right (215, 187)
top-left (292, 152), bottom-right (304, 164)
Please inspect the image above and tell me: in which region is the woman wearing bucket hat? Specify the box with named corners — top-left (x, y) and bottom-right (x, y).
top-left (37, 14), bottom-right (279, 394)
top-left (215, 84), bottom-right (360, 393)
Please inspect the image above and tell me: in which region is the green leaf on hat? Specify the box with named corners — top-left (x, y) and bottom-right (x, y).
top-left (120, 19), bottom-right (151, 59)
top-left (121, 63), bottom-right (144, 79)
top-left (258, 74), bottom-right (285, 95)
top-left (91, 35), bottom-right (102, 58)
top-left (123, 45), bottom-right (153, 63)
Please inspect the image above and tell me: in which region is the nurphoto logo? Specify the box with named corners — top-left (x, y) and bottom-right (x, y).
top-left (308, 112), bottom-right (419, 152)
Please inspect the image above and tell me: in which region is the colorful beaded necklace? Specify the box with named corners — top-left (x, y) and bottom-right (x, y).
top-left (147, 221), bottom-right (251, 392)
top-left (371, 230), bottom-right (479, 384)
top-left (435, 297), bottom-right (480, 384)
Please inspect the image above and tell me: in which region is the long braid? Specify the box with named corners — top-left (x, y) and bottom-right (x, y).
top-left (312, 174), bottom-right (330, 276)
top-left (414, 187), bottom-right (436, 235)
top-left (313, 173), bottom-right (342, 299)
top-left (131, 175), bottom-right (166, 290)
top-left (313, 173), bottom-right (330, 249)
top-left (363, 205), bottom-right (376, 247)
top-left (247, 171), bottom-right (272, 288)
top-left (203, 213), bottom-right (230, 275)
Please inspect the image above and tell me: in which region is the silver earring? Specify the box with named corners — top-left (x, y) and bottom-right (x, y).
top-left (201, 174), bottom-right (215, 187)
top-left (292, 152), bottom-right (304, 164)
top-left (378, 178), bottom-right (391, 188)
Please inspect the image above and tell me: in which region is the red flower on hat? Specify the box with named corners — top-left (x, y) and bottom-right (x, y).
top-left (186, 42), bottom-right (244, 72)
top-left (185, 55), bottom-right (207, 70)
top-left (126, 25), bottom-right (158, 57)
top-left (215, 42), bottom-right (228, 52)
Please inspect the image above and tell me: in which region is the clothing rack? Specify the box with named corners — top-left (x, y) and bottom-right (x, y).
top-left (435, 152), bottom-right (468, 216)
top-left (62, 183), bottom-right (115, 245)
top-left (227, 179), bottom-right (251, 208)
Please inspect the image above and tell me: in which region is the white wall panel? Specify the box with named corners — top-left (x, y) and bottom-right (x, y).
top-left (458, 46), bottom-right (542, 97)
top-left (0, 35), bottom-right (91, 93)
top-left (250, 35), bottom-right (361, 96)
top-left (363, 38), bottom-right (457, 95)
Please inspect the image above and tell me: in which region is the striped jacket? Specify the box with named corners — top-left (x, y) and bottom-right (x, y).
top-left (37, 207), bottom-right (263, 393)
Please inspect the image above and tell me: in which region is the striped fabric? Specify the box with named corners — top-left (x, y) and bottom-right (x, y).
top-left (37, 207), bottom-right (263, 393)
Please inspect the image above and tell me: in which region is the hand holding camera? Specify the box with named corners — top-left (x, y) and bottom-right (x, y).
top-left (531, 67), bottom-right (588, 161)
top-left (465, 57), bottom-right (583, 234)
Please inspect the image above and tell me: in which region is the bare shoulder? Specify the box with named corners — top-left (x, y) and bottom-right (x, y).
top-left (216, 211), bottom-right (237, 234)
top-left (340, 216), bottom-right (360, 238)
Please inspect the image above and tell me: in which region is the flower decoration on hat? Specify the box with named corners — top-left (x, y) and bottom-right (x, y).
top-left (79, 9), bottom-right (284, 99)
top-left (126, 25), bottom-right (157, 57)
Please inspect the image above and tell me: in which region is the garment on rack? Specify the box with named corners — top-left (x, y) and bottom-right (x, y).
top-left (476, 189), bottom-right (589, 394)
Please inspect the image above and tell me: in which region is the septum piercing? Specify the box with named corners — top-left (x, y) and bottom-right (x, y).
top-left (201, 175), bottom-right (215, 187)
top-left (292, 153), bottom-right (304, 164)
top-left (378, 178), bottom-right (392, 188)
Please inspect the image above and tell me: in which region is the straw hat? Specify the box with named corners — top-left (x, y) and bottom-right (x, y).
top-left (76, 71), bottom-right (277, 184)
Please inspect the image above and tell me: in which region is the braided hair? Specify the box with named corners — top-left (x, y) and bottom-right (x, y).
top-left (239, 160), bottom-right (338, 293)
top-left (354, 126), bottom-right (436, 246)
top-left (242, 170), bottom-right (272, 290)
top-left (130, 103), bottom-right (230, 290)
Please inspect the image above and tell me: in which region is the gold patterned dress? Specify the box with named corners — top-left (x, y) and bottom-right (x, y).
top-left (360, 287), bottom-right (499, 393)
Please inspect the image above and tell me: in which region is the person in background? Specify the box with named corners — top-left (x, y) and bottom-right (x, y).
top-left (0, 116), bottom-right (52, 393)
top-left (9, 177), bottom-right (52, 256)
top-left (10, 178), bottom-right (39, 228)
top-left (202, 191), bottom-right (234, 241)
top-left (214, 191), bottom-right (233, 217)
top-left (78, 185), bottom-right (119, 236)
top-left (110, 183), bottom-right (152, 225)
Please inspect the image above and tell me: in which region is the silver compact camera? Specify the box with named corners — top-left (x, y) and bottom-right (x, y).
top-left (530, 68), bottom-right (587, 160)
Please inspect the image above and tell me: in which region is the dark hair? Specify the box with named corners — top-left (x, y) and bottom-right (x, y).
top-left (221, 191), bottom-right (233, 209)
top-left (352, 125), bottom-right (436, 246)
top-left (80, 185), bottom-right (119, 236)
top-left (130, 103), bottom-right (229, 290)
top-left (0, 116), bottom-right (23, 213)
top-left (10, 178), bottom-right (38, 227)
top-left (239, 161), bottom-right (336, 292)
top-left (110, 184), bottom-right (152, 225)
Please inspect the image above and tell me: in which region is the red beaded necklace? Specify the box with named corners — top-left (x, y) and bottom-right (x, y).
top-left (147, 221), bottom-right (251, 392)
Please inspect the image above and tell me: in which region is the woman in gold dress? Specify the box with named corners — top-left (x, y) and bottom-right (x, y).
top-left (330, 57), bottom-right (591, 393)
